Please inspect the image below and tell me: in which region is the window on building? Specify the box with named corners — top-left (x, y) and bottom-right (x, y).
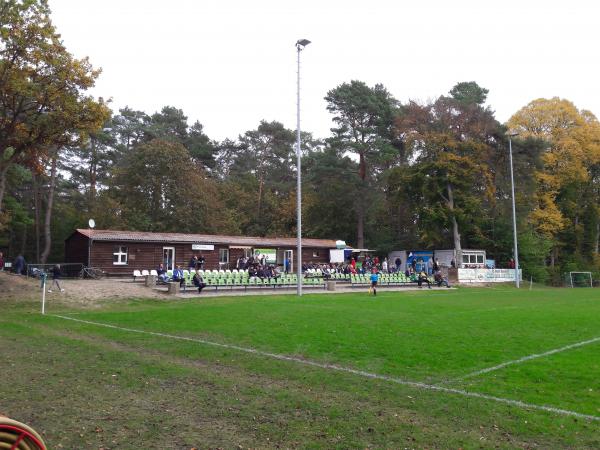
top-left (113, 246), bottom-right (128, 265)
top-left (476, 254), bottom-right (484, 264)
top-left (243, 248), bottom-right (253, 258)
top-left (462, 254), bottom-right (469, 264)
top-left (219, 248), bottom-right (229, 264)
top-left (312, 250), bottom-right (320, 257)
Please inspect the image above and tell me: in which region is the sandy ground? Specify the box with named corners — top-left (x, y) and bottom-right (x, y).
top-left (0, 271), bottom-right (165, 308)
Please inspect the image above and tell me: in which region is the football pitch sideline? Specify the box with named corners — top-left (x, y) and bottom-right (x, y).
top-left (1, 287), bottom-right (599, 449)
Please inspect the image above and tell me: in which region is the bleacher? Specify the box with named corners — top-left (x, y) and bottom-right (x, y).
top-left (133, 269), bottom-right (327, 291)
top-left (132, 268), bottom-right (435, 291)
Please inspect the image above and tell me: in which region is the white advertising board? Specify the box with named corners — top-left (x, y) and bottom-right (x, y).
top-left (192, 244), bottom-right (214, 251)
top-left (458, 268), bottom-right (522, 283)
top-left (330, 249), bottom-right (345, 263)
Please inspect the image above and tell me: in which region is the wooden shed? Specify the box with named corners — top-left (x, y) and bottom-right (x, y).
top-left (65, 229), bottom-right (338, 276)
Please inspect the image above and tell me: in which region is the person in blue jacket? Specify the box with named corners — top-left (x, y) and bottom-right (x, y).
top-left (370, 268), bottom-right (379, 296)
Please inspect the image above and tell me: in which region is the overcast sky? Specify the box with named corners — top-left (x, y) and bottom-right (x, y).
top-left (49, 0), bottom-right (600, 141)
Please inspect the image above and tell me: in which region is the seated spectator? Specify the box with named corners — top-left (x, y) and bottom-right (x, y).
top-left (157, 263), bottom-right (169, 283)
top-left (272, 266), bottom-right (282, 278)
top-left (192, 269), bottom-right (206, 293)
top-left (172, 265), bottom-right (185, 288)
top-left (417, 270), bottom-right (432, 289)
top-left (434, 270), bottom-right (451, 288)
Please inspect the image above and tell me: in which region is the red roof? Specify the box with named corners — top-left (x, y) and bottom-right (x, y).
top-left (75, 229), bottom-right (340, 249)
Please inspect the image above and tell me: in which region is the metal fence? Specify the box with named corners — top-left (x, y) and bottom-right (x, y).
top-left (26, 263), bottom-right (84, 279)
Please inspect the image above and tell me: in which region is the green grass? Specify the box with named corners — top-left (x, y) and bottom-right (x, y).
top-left (1, 286), bottom-right (599, 448)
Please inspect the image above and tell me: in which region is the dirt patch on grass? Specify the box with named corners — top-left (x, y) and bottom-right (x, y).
top-left (0, 271), bottom-right (166, 308)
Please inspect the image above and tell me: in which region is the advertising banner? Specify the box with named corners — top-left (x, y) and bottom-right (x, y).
top-left (254, 248), bottom-right (277, 264)
top-left (458, 268), bottom-right (522, 283)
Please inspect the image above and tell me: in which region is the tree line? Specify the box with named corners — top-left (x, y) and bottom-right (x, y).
top-left (2, 0), bottom-right (600, 283)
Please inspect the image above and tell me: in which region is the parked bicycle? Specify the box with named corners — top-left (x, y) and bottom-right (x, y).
top-left (78, 266), bottom-right (104, 279)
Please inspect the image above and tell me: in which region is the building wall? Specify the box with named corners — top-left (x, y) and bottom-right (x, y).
top-left (65, 233), bottom-right (89, 265)
top-left (88, 239), bottom-right (330, 275)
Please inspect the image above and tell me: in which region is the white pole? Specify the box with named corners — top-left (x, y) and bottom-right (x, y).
top-left (41, 275), bottom-right (46, 315)
top-left (295, 39), bottom-right (310, 297)
top-left (508, 135), bottom-right (520, 288)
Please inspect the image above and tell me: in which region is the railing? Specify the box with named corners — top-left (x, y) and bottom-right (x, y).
top-left (26, 263), bottom-right (84, 279)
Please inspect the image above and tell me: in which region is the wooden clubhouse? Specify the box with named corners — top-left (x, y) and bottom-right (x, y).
top-left (65, 229), bottom-right (340, 276)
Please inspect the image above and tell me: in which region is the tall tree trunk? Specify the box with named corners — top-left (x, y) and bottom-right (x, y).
top-left (32, 172), bottom-right (41, 262)
top-left (0, 163), bottom-right (10, 214)
top-left (356, 205), bottom-right (365, 249)
top-left (20, 225), bottom-right (27, 256)
top-left (356, 154), bottom-right (366, 248)
top-left (447, 181), bottom-right (462, 254)
top-left (89, 138), bottom-right (97, 212)
top-left (257, 174), bottom-right (264, 222)
top-left (595, 222), bottom-right (599, 254)
top-left (40, 155), bottom-right (58, 264)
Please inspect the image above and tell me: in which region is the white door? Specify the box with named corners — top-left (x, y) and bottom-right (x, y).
top-left (284, 250), bottom-right (293, 273)
top-left (163, 247), bottom-right (175, 271)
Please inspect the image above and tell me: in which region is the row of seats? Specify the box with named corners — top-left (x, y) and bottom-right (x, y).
top-left (350, 273), bottom-right (433, 287)
top-left (132, 269), bottom-right (325, 290)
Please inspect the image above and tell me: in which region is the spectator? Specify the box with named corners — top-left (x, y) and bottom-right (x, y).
top-left (427, 257), bottom-right (433, 275)
top-left (417, 270), bottom-right (432, 289)
top-left (14, 254), bottom-right (25, 275)
top-left (157, 263), bottom-right (169, 283)
top-left (192, 269), bottom-right (206, 293)
top-left (0, 252), bottom-right (4, 270)
top-left (188, 255), bottom-right (198, 272)
top-left (411, 258), bottom-right (417, 272)
top-left (48, 264), bottom-right (65, 293)
top-left (395, 257), bottom-right (402, 271)
top-left (350, 257), bottom-right (356, 270)
top-left (450, 258), bottom-right (456, 268)
top-left (434, 270), bottom-right (451, 288)
top-left (382, 258), bottom-right (388, 273)
top-left (433, 258), bottom-right (440, 272)
top-left (198, 254), bottom-right (206, 269)
top-left (172, 265), bottom-right (186, 289)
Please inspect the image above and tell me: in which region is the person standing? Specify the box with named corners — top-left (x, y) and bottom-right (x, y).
top-left (369, 268), bottom-right (379, 296)
top-left (189, 255), bottom-right (198, 272)
top-left (198, 254), bottom-right (205, 270)
top-left (48, 264), bottom-right (65, 293)
top-left (395, 257), bottom-right (401, 271)
top-left (14, 254), bottom-right (25, 275)
top-left (427, 257), bottom-right (433, 275)
top-left (382, 258), bottom-right (388, 273)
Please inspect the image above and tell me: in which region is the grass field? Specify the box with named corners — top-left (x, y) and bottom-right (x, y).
top-left (1, 286), bottom-right (599, 449)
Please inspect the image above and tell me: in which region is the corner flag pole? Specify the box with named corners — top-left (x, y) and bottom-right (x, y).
top-left (41, 272), bottom-right (47, 314)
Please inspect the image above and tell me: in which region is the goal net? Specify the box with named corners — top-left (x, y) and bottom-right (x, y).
top-left (567, 272), bottom-right (593, 288)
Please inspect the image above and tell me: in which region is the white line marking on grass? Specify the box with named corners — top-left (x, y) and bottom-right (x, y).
top-left (450, 336), bottom-right (600, 382)
top-left (50, 314), bottom-right (600, 422)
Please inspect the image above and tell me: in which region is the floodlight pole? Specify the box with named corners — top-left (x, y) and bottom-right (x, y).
top-left (295, 39), bottom-right (310, 296)
top-left (508, 134), bottom-right (520, 288)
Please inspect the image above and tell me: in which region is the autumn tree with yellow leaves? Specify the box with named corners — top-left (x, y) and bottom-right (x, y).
top-left (508, 98), bottom-right (600, 266)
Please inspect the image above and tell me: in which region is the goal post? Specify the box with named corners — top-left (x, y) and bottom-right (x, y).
top-left (568, 272), bottom-right (593, 288)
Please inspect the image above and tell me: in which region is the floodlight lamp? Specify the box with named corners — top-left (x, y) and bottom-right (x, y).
top-left (296, 39), bottom-right (311, 49)
top-left (507, 130), bottom-right (519, 137)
